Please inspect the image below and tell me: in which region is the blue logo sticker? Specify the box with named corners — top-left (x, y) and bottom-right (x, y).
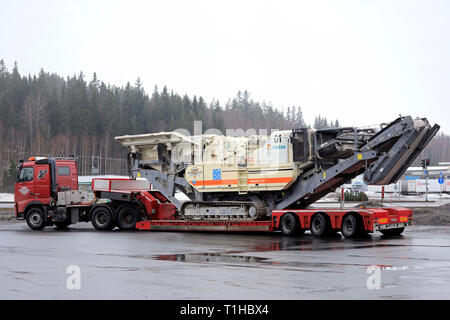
top-left (213, 169), bottom-right (222, 180)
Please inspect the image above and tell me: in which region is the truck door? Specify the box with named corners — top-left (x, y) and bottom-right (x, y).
top-left (15, 166), bottom-right (35, 213)
top-left (34, 163), bottom-right (51, 202)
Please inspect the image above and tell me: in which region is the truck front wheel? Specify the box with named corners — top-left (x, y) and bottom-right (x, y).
top-left (26, 207), bottom-right (46, 230)
top-left (91, 206), bottom-right (114, 231)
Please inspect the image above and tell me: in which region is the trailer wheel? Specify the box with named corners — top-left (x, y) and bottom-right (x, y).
top-left (91, 206), bottom-right (114, 231)
top-left (341, 214), bottom-right (358, 238)
top-left (380, 227), bottom-right (405, 236)
top-left (280, 213), bottom-right (302, 236)
top-left (116, 205), bottom-right (139, 230)
top-left (310, 213), bottom-right (328, 237)
top-left (26, 207), bottom-right (46, 230)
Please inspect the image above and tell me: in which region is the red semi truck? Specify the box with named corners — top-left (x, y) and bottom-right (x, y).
top-left (14, 157), bottom-right (176, 231)
top-left (14, 157), bottom-right (411, 237)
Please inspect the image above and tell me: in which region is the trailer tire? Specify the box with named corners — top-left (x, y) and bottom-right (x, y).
top-left (280, 213), bottom-right (302, 236)
top-left (91, 206), bottom-right (114, 231)
top-left (116, 205), bottom-right (139, 230)
top-left (26, 207), bottom-right (46, 230)
top-left (341, 214), bottom-right (358, 238)
top-left (380, 227), bottom-right (405, 236)
top-left (310, 213), bottom-right (328, 237)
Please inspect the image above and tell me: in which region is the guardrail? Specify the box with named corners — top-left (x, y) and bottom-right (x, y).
top-left (0, 202), bottom-right (15, 220)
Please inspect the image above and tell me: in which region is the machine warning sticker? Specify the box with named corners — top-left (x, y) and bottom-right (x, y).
top-left (188, 167), bottom-right (202, 178)
top-left (213, 169), bottom-right (222, 180)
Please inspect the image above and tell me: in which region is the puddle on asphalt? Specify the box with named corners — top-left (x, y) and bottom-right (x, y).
top-left (94, 237), bottom-right (425, 273)
top-left (240, 236), bottom-right (413, 253)
top-left (149, 235), bottom-right (429, 271)
top-left (155, 252), bottom-right (269, 264)
top-left (96, 234), bottom-right (435, 271)
top-left (152, 252), bottom-right (414, 271)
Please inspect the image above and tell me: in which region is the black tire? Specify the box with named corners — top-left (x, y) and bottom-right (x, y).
top-left (91, 206), bottom-right (114, 231)
top-left (380, 227), bottom-right (405, 236)
top-left (341, 214), bottom-right (358, 238)
top-left (280, 213), bottom-right (300, 236)
top-left (26, 207), bottom-right (46, 230)
top-left (310, 213), bottom-right (328, 237)
top-left (116, 205), bottom-right (140, 230)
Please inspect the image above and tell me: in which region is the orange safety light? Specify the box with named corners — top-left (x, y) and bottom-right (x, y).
top-left (378, 218), bottom-right (388, 224)
top-left (28, 157), bottom-right (36, 161)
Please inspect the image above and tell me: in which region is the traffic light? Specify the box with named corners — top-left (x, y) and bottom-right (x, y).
top-left (421, 158), bottom-right (430, 168)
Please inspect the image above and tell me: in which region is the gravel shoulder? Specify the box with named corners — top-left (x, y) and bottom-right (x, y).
top-left (0, 208), bottom-right (14, 221)
top-left (411, 203), bottom-right (450, 226)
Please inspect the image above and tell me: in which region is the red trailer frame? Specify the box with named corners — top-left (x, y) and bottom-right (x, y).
top-left (135, 206), bottom-right (412, 236)
top-left (87, 178), bottom-right (413, 237)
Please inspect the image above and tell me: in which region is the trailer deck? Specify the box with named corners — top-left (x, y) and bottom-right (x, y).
top-left (135, 206), bottom-right (412, 236)
top-left (136, 219), bottom-right (273, 232)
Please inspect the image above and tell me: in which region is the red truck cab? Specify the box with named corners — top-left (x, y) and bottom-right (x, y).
top-left (15, 157), bottom-right (78, 221)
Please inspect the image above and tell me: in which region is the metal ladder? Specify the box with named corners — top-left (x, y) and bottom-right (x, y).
top-left (237, 167), bottom-right (248, 194)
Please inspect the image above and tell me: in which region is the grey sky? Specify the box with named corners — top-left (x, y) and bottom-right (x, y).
top-left (0, 0), bottom-right (448, 133)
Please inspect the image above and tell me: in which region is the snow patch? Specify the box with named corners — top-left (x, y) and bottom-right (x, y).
top-left (0, 193), bottom-right (14, 202)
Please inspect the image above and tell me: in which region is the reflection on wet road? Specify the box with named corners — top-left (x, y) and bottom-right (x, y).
top-left (1, 222), bottom-right (450, 299)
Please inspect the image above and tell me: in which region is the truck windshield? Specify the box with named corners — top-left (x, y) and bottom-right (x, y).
top-left (18, 167), bottom-right (34, 182)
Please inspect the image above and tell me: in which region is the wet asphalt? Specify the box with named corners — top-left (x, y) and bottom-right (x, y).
top-left (1, 221), bottom-right (450, 299)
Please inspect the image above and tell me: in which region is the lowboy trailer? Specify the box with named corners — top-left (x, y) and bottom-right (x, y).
top-left (90, 177), bottom-right (414, 237)
top-left (136, 206), bottom-right (412, 237)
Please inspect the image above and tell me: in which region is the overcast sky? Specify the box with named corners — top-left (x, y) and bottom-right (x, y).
top-left (0, 0), bottom-right (448, 133)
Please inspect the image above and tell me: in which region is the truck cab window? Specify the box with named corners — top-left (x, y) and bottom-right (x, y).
top-left (19, 167), bottom-right (34, 182)
top-left (57, 166), bottom-right (70, 176)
